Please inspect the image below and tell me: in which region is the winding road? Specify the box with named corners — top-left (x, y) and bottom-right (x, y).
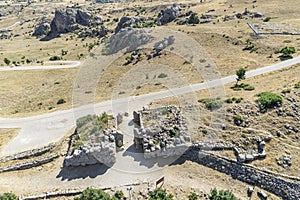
top-left (0, 60), bottom-right (81, 71)
top-left (0, 56), bottom-right (300, 156)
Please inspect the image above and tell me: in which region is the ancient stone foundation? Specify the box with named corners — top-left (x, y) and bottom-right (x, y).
top-left (182, 146), bottom-right (300, 200)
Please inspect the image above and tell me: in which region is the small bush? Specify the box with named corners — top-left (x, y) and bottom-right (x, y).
top-left (49, 55), bottom-right (62, 61)
top-left (209, 188), bottom-right (239, 200)
top-left (295, 82), bottom-right (300, 89)
top-left (57, 98), bottom-right (66, 105)
top-left (198, 98), bottom-right (223, 110)
top-left (75, 188), bottom-right (112, 200)
top-left (234, 114), bottom-right (244, 123)
top-left (243, 85), bottom-right (255, 91)
top-left (225, 98), bottom-right (233, 103)
top-left (0, 192), bottom-right (18, 200)
top-left (114, 191), bottom-right (124, 199)
top-left (281, 88), bottom-right (291, 94)
top-left (158, 73), bottom-right (168, 78)
top-left (188, 192), bottom-right (199, 200)
top-left (256, 92), bottom-right (283, 109)
top-left (149, 188), bottom-right (173, 200)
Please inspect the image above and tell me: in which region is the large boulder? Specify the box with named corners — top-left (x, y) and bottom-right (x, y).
top-left (76, 9), bottom-right (91, 26)
top-left (33, 18), bottom-right (51, 37)
top-left (115, 16), bottom-right (146, 33)
top-left (158, 4), bottom-right (181, 25)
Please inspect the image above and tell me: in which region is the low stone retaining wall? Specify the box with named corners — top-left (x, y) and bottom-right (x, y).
top-left (0, 144), bottom-right (56, 163)
top-left (0, 154), bottom-right (59, 173)
top-left (183, 147), bottom-right (300, 200)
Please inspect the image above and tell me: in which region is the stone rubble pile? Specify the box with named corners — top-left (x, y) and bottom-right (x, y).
top-left (276, 154), bottom-right (292, 168)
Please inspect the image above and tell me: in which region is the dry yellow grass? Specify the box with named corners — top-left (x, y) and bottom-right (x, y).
top-left (0, 129), bottom-right (19, 150)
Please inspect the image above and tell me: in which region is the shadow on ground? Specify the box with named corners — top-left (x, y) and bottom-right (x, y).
top-left (122, 144), bottom-right (183, 169)
top-left (56, 164), bottom-right (110, 181)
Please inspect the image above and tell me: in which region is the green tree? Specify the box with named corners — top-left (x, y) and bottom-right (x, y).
top-left (236, 68), bottom-right (246, 85)
top-left (149, 188), bottom-right (173, 200)
top-left (3, 58), bottom-right (11, 66)
top-left (75, 188), bottom-right (112, 200)
top-left (0, 192), bottom-right (18, 200)
top-left (209, 188), bottom-right (239, 200)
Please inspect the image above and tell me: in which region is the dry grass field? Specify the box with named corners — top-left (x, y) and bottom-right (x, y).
top-left (0, 129), bottom-right (19, 150)
top-left (0, 0), bottom-right (300, 198)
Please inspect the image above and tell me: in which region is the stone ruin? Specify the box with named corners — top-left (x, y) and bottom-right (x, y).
top-left (133, 106), bottom-right (191, 159)
top-left (64, 114), bottom-right (124, 167)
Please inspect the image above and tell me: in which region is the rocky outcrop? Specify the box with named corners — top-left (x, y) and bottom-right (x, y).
top-left (158, 4), bottom-right (181, 25)
top-left (50, 7), bottom-right (94, 35)
top-left (115, 16), bottom-right (146, 33)
top-left (33, 18), bottom-right (51, 37)
top-left (108, 27), bottom-right (153, 54)
top-left (78, 26), bottom-right (107, 38)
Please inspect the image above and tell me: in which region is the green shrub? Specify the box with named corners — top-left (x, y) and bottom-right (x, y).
top-left (198, 98), bottom-right (223, 110)
top-left (75, 188), bottom-right (112, 200)
top-left (243, 85), bottom-right (255, 91)
top-left (0, 192), bottom-right (18, 200)
top-left (158, 73), bottom-right (168, 78)
top-left (49, 55), bottom-right (62, 61)
top-left (57, 98), bottom-right (66, 104)
top-left (234, 114), bottom-right (244, 123)
top-left (256, 92), bottom-right (283, 109)
top-left (188, 192), bottom-right (199, 200)
top-left (281, 88), bottom-right (291, 94)
top-left (235, 97), bottom-right (243, 103)
top-left (209, 188), bottom-right (239, 200)
top-left (149, 188), bottom-right (173, 200)
top-left (295, 82), bottom-right (300, 89)
top-left (114, 191), bottom-right (124, 199)
top-left (275, 46), bottom-right (296, 58)
top-left (170, 129), bottom-right (179, 138)
top-left (4, 58), bottom-right (11, 65)
top-left (225, 98), bottom-right (233, 103)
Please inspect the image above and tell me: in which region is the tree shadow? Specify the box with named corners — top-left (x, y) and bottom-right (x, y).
top-left (122, 144), bottom-right (184, 169)
top-left (56, 163), bottom-right (110, 181)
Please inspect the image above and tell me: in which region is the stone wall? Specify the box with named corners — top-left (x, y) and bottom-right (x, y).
top-left (0, 144), bottom-right (56, 163)
top-left (182, 147), bottom-right (300, 200)
top-left (0, 154), bottom-right (59, 173)
top-left (64, 141), bottom-right (116, 167)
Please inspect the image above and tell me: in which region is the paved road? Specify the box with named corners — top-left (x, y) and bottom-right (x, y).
top-left (0, 60), bottom-right (81, 71)
top-left (0, 56), bottom-right (300, 156)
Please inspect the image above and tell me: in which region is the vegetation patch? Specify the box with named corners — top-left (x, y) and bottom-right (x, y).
top-left (231, 83), bottom-right (255, 91)
top-left (209, 188), bottom-right (239, 200)
top-left (256, 92), bottom-right (283, 110)
top-left (198, 98), bottom-right (223, 110)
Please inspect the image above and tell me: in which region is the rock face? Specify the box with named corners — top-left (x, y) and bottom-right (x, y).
top-left (50, 7), bottom-right (92, 35)
top-left (158, 4), bottom-right (181, 25)
top-left (108, 27), bottom-right (153, 54)
top-left (115, 16), bottom-right (146, 33)
top-left (33, 18), bottom-right (51, 37)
